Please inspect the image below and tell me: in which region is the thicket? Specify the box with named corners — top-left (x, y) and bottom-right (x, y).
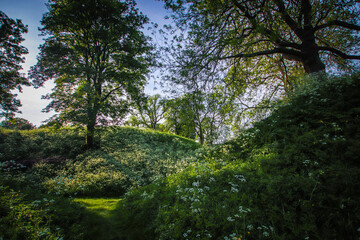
top-left (115, 73), bottom-right (360, 240)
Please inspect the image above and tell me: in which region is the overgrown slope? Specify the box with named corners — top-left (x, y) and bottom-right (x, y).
top-left (0, 127), bottom-right (200, 239)
top-left (115, 73), bottom-right (360, 240)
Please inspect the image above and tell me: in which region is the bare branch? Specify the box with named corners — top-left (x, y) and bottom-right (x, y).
top-left (100, 86), bottom-right (122, 102)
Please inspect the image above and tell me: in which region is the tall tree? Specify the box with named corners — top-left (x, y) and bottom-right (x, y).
top-left (30, 0), bottom-right (153, 148)
top-left (0, 11), bottom-right (29, 118)
top-left (164, 96), bottom-right (197, 139)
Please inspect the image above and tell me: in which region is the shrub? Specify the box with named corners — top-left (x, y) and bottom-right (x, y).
top-left (0, 185), bottom-right (62, 240)
top-left (0, 127), bottom-right (85, 162)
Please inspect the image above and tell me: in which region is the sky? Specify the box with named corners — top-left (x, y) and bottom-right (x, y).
top-left (1, 0), bottom-right (171, 126)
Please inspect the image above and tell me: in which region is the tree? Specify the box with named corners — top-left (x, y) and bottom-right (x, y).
top-left (0, 11), bottom-right (29, 118)
top-left (0, 117), bottom-right (35, 130)
top-left (164, 95), bottom-right (197, 139)
top-left (130, 94), bottom-right (167, 129)
top-left (160, 0), bottom-right (360, 129)
top-left (164, 89), bottom-right (234, 145)
top-left (163, 0), bottom-right (360, 74)
top-left (30, 0), bottom-right (153, 148)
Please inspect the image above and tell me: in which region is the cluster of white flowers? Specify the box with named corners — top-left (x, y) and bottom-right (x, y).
top-left (238, 206), bottom-right (251, 214)
top-left (181, 228), bottom-right (212, 239)
top-left (234, 174), bottom-right (247, 182)
top-left (257, 225), bottom-right (274, 238)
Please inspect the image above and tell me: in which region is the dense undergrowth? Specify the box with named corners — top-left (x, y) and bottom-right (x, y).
top-left (1, 73), bottom-right (360, 239)
top-left (115, 73), bottom-right (360, 240)
top-left (0, 127), bottom-right (200, 239)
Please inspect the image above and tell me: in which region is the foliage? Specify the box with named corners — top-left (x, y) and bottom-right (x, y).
top-left (0, 126), bottom-right (199, 197)
top-left (0, 185), bottom-right (62, 240)
top-left (163, 0), bottom-right (360, 74)
top-left (0, 181), bottom-right (115, 240)
top-left (115, 73), bottom-right (360, 240)
top-left (163, 95), bottom-right (197, 139)
top-left (0, 117), bottom-right (35, 130)
top-left (37, 127), bottom-right (200, 196)
top-left (0, 127), bottom-right (85, 162)
top-left (29, 0), bottom-right (153, 148)
top-left (160, 0), bottom-right (360, 128)
top-left (0, 10), bottom-right (29, 118)
top-left (127, 94), bottom-right (168, 130)
top-left (164, 89), bottom-right (234, 144)
top-left (0, 125), bottom-right (201, 239)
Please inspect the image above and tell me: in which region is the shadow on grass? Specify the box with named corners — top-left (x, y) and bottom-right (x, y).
top-left (73, 198), bottom-right (125, 240)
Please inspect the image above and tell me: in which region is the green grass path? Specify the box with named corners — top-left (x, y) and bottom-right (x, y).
top-left (73, 198), bottom-right (123, 240)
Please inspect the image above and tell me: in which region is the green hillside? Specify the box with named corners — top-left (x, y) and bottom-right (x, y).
top-left (0, 127), bottom-right (200, 239)
top-left (115, 74), bottom-right (360, 240)
top-left (1, 74), bottom-right (360, 240)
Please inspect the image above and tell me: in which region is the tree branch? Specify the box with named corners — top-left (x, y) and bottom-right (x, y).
top-left (273, 0), bottom-right (303, 37)
top-left (219, 48), bottom-right (303, 60)
top-left (315, 20), bottom-right (360, 31)
top-left (301, 0), bottom-right (312, 27)
top-left (318, 46), bottom-right (360, 59)
top-left (100, 86), bottom-right (122, 102)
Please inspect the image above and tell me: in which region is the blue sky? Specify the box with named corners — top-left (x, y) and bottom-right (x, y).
top-left (1, 0), bottom-right (170, 126)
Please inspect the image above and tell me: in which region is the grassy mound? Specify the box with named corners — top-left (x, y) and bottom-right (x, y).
top-left (115, 73), bottom-right (360, 240)
top-left (0, 127), bottom-right (200, 239)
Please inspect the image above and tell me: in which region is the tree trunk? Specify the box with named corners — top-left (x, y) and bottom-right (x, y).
top-left (302, 52), bottom-right (326, 73)
top-left (199, 126), bottom-right (204, 145)
top-left (86, 122), bottom-right (95, 149)
top-left (86, 108), bottom-right (98, 149)
top-left (301, 28), bottom-right (326, 73)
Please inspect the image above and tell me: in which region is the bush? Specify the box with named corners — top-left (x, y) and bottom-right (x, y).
top-left (0, 117), bottom-right (35, 130)
top-left (0, 127), bottom-right (85, 162)
top-left (0, 185), bottom-right (62, 240)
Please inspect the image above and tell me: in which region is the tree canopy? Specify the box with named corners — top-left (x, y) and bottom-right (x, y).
top-left (0, 117), bottom-right (35, 130)
top-left (163, 0), bottom-right (360, 74)
top-left (0, 11), bottom-right (29, 118)
top-left (29, 0), bottom-right (153, 148)
top-left (163, 89), bottom-right (234, 145)
top-left (159, 0), bottom-right (360, 129)
top-left (131, 94), bottom-right (167, 129)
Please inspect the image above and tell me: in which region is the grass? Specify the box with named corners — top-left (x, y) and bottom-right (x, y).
top-left (73, 198), bottom-right (121, 218)
top-left (72, 198), bottom-right (124, 240)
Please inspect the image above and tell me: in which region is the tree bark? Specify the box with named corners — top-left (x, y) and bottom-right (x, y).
top-left (199, 126), bottom-right (204, 145)
top-left (301, 52), bottom-right (326, 73)
top-left (86, 122), bottom-right (96, 149)
top-left (300, 28), bottom-right (326, 73)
